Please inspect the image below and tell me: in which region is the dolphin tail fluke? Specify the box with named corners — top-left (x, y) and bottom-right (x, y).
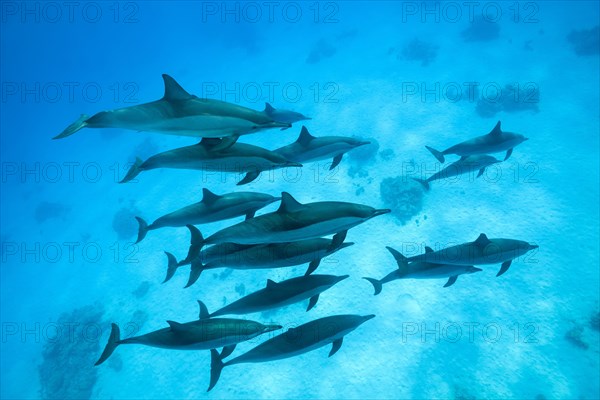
top-left (185, 260), bottom-right (205, 288)
top-left (412, 178), bottom-right (430, 191)
top-left (53, 114), bottom-right (89, 139)
top-left (425, 146), bottom-right (445, 163)
top-left (179, 225), bottom-right (204, 265)
top-left (208, 349), bottom-right (225, 392)
top-left (120, 157), bottom-right (144, 183)
top-left (135, 217), bottom-right (149, 243)
top-left (237, 171), bottom-right (260, 186)
top-left (163, 252), bottom-right (180, 283)
top-left (94, 323), bottom-right (120, 366)
top-left (362, 277), bottom-right (383, 296)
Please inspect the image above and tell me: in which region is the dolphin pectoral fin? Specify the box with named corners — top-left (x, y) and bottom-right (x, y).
top-left (135, 217), bottom-right (149, 243)
top-left (120, 157), bottom-right (144, 183)
top-left (305, 259), bottom-right (321, 276)
top-left (95, 323), bottom-right (120, 366)
top-left (444, 276), bottom-right (458, 287)
top-left (329, 230), bottom-right (348, 252)
top-left (329, 338), bottom-right (343, 357)
top-left (54, 114), bottom-right (89, 139)
top-left (363, 277), bottom-right (383, 296)
top-left (306, 294), bottom-right (320, 312)
top-left (245, 210), bottom-right (256, 220)
top-left (208, 349), bottom-right (225, 392)
top-left (497, 260), bottom-right (512, 277)
top-left (425, 146), bottom-right (445, 163)
top-left (185, 260), bottom-right (205, 288)
top-left (211, 136), bottom-right (239, 152)
top-left (163, 252), bottom-right (180, 283)
top-left (504, 148), bottom-right (513, 161)
top-left (330, 154), bottom-right (343, 170)
top-left (237, 171), bottom-right (260, 186)
top-left (220, 345), bottom-right (236, 359)
top-left (477, 168), bottom-right (486, 178)
top-left (198, 300), bottom-right (210, 319)
top-left (412, 178), bottom-right (430, 191)
top-left (178, 225), bottom-right (204, 266)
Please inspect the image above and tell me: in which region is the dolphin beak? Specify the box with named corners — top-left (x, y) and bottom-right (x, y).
top-left (338, 242), bottom-right (355, 250)
top-left (264, 324), bottom-right (283, 333)
top-left (337, 274), bottom-right (350, 282)
top-left (472, 267), bottom-right (483, 272)
top-left (285, 162), bottom-right (303, 168)
top-left (523, 138), bottom-right (529, 141)
top-left (372, 209), bottom-right (391, 217)
top-left (529, 244), bottom-right (539, 250)
top-left (271, 197), bottom-right (282, 202)
top-left (362, 314), bottom-right (376, 322)
top-left (358, 141), bottom-right (371, 146)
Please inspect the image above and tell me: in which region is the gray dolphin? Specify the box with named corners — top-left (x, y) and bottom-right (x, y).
top-left (119, 138), bottom-right (301, 185)
top-left (94, 301), bottom-right (281, 366)
top-left (164, 225), bottom-right (354, 286)
top-left (134, 189), bottom-right (280, 243)
top-left (55, 75), bottom-right (290, 145)
top-left (208, 314), bottom-right (375, 391)
top-left (407, 233), bottom-right (539, 276)
top-left (274, 126), bottom-right (370, 170)
top-left (179, 192), bottom-right (390, 263)
top-left (210, 274), bottom-right (349, 317)
top-left (425, 121), bottom-right (528, 163)
top-left (413, 154), bottom-right (501, 191)
top-left (263, 102), bottom-right (311, 125)
top-left (363, 246), bottom-right (481, 294)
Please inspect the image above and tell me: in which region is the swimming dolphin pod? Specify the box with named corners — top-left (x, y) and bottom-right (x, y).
top-left (55, 74), bottom-right (290, 143)
top-left (425, 121), bottom-right (528, 163)
top-left (94, 300), bottom-right (281, 366)
top-left (119, 138), bottom-right (302, 185)
top-left (207, 314), bottom-right (375, 391)
top-left (134, 188), bottom-right (280, 243)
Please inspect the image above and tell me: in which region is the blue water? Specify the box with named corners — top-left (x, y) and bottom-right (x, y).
top-left (1, 1), bottom-right (599, 399)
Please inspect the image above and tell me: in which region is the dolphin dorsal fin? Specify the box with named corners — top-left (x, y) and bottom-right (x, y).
top-left (162, 74), bottom-right (193, 102)
top-left (490, 121), bottom-right (502, 135)
top-left (167, 320), bottom-right (187, 332)
top-left (202, 188), bottom-right (220, 205)
top-left (197, 300), bottom-right (210, 320)
top-left (266, 279), bottom-right (277, 288)
top-left (296, 126), bottom-right (316, 146)
top-left (264, 102), bottom-right (275, 113)
top-left (425, 246), bottom-right (434, 253)
top-left (277, 192), bottom-right (305, 213)
top-left (474, 233), bottom-right (492, 248)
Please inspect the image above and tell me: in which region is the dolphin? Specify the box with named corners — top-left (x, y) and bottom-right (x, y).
top-left (274, 126), bottom-right (370, 170)
top-left (407, 233), bottom-right (539, 276)
top-left (207, 314), bottom-right (375, 391)
top-left (363, 246), bottom-right (481, 294)
top-left (164, 225), bottom-right (354, 286)
top-left (425, 121), bottom-right (528, 163)
top-left (209, 274), bottom-right (349, 317)
top-left (119, 138), bottom-right (302, 185)
top-left (413, 154), bottom-right (501, 190)
top-left (263, 102), bottom-right (311, 125)
top-left (94, 301), bottom-right (281, 366)
top-left (179, 192), bottom-right (390, 263)
top-left (55, 74), bottom-right (290, 147)
top-left (134, 189), bottom-right (280, 243)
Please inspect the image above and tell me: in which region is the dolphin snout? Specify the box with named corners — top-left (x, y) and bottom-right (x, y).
top-left (263, 324), bottom-right (283, 333)
top-left (337, 274), bottom-right (350, 282)
top-left (339, 242), bottom-right (355, 250)
top-left (362, 314), bottom-right (376, 322)
top-left (529, 244), bottom-right (539, 250)
top-left (372, 209), bottom-right (392, 217)
top-left (357, 141), bottom-right (371, 146)
top-left (471, 267), bottom-right (483, 273)
top-left (285, 162), bottom-right (303, 168)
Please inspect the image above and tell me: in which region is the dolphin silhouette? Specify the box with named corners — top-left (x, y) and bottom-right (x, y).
top-left (134, 189), bottom-right (280, 243)
top-left (363, 246), bottom-right (481, 294)
top-left (210, 274), bottom-right (349, 317)
top-left (119, 138), bottom-right (301, 185)
top-left (263, 102), bottom-right (311, 125)
top-left (407, 233), bottom-right (539, 276)
top-left (207, 314), bottom-right (374, 391)
top-left (178, 192), bottom-right (390, 264)
top-left (55, 74), bottom-right (290, 143)
top-left (425, 121), bottom-right (528, 163)
top-left (163, 226), bottom-right (354, 286)
top-left (413, 154), bottom-right (501, 190)
top-left (94, 301), bottom-right (281, 366)
top-left (274, 126), bottom-right (370, 170)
